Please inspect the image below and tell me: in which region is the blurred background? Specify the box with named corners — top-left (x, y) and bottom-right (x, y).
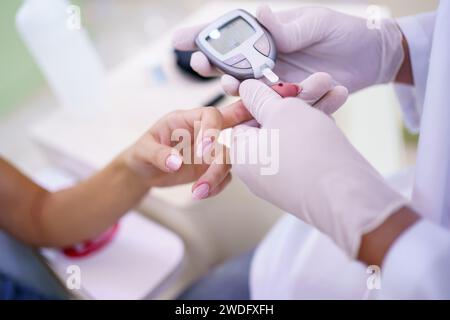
top-left (0, 0), bottom-right (440, 299)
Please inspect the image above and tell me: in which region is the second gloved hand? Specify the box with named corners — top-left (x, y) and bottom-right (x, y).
top-left (173, 5), bottom-right (404, 95)
top-left (231, 79), bottom-right (408, 258)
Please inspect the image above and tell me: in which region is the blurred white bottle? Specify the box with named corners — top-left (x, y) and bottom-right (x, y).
top-left (16, 0), bottom-right (106, 114)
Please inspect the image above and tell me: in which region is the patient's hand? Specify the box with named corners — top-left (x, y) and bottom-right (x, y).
top-left (121, 103), bottom-right (255, 199)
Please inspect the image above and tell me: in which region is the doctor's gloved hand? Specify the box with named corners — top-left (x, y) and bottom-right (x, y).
top-left (173, 5), bottom-right (404, 95)
top-left (231, 79), bottom-right (408, 258)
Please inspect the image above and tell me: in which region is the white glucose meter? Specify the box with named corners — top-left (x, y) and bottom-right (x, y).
top-left (196, 9), bottom-right (279, 82)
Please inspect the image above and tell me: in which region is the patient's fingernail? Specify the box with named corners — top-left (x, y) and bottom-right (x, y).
top-left (192, 183), bottom-right (210, 200)
top-left (196, 137), bottom-right (213, 158)
top-left (165, 154), bottom-right (182, 172)
top-left (202, 137), bottom-right (214, 156)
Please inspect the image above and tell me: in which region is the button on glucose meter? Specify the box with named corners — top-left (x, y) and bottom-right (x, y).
top-left (196, 9), bottom-right (279, 83)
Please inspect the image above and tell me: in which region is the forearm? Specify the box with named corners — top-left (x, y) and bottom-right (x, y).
top-left (358, 206), bottom-right (420, 266)
top-left (37, 155), bottom-right (151, 247)
top-left (394, 32), bottom-right (414, 85)
top-left (0, 156), bottom-right (150, 247)
top-left (379, 219), bottom-right (450, 299)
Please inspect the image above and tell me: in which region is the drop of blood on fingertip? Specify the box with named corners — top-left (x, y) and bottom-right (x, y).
top-left (271, 82), bottom-right (299, 98)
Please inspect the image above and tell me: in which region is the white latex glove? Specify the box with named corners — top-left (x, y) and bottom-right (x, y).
top-left (173, 5), bottom-right (404, 95)
top-left (231, 79), bottom-right (408, 257)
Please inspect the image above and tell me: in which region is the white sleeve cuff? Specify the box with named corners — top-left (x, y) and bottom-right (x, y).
top-left (394, 12), bottom-right (435, 132)
top-left (380, 219), bottom-right (450, 299)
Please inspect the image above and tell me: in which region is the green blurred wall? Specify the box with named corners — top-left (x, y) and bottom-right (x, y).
top-left (0, 0), bottom-right (44, 118)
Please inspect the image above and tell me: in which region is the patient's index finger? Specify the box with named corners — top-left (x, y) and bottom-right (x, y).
top-left (219, 82), bottom-right (300, 128)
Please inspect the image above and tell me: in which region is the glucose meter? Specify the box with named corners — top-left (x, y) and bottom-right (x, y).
top-left (196, 9), bottom-right (279, 82)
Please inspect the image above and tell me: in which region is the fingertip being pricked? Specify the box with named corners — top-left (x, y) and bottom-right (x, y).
top-left (271, 82), bottom-right (300, 97)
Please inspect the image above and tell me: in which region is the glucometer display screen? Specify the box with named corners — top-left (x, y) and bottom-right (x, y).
top-left (206, 17), bottom-right (255, 55)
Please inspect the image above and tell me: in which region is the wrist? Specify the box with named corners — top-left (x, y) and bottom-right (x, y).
top-left (376, 19), bottom-right (405, 85)
top-left (114, 152), bottom-right (154, 191)
top-left (394, 32), bottom-right (414, 85)
top-left (358, 207), bottom-right (420, 266)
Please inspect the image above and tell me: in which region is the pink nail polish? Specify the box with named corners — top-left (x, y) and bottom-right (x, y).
top-left (196, 137), bottom-right (213, 158)
top-left (165, 154), bottom-right (182, 172)
top-left (192, 183), bottom-right (210, 200)
top-left (202, 137), bottom-right (214, 156)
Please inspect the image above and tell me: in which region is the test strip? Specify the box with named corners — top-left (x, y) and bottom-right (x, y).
top-left (262, 68), bottom-right (279, 84)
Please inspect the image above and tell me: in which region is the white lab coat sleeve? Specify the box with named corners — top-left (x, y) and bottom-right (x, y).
top-left (380, 220), bottom-right (450, 299)
top-left (394, 12), bottom-right (436, 133)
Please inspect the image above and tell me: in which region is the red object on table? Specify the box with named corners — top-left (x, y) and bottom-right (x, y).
top-left (62, 223), bottom-right (120, 258)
